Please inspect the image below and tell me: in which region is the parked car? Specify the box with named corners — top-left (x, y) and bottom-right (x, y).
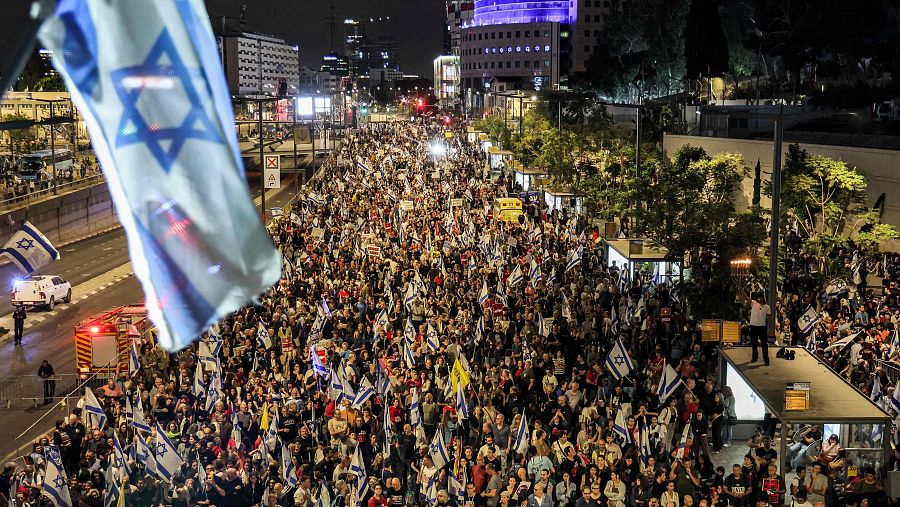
top-left (11, 275), bottom-right (72, 310)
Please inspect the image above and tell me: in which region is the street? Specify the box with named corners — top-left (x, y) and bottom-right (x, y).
top-left (0, 177), bottom-right (301, 460)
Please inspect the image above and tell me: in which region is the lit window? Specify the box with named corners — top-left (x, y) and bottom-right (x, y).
top-left (544, 45), bottom-right (551, 52)
top-left (516, 46), bottom-right (521, 52)
top-left (499, 47), bottom-right (504, 54)
top-left (534, 45), bottom-right (541, 52)
top-left (525, 46), bottom-right (530, 53)
top-left (507, 46), bottom-right (512, 53)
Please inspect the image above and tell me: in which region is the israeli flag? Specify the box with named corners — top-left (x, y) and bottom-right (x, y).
top-left (604, 338), bottom-right (634, 381)
top-left (478, 281), bottom-right (490, 305)
top-left (468, 254), bottom-right (477, 271)
top-left (129, 340), bottom-right (141, 377)
top-left (888, 330), bottom-right (900, 359)
top-left (42, 446), bottom-right (72, 507)
top-left (0, 221), bottom-right (60, 274)
top-left (282, 442), bottom-right (298, 488)
top-left (448, 470), bottom-right (464, 502)
top-left (350, 444), bottom-right (368, 502)
top-left (103, 469), bottom-right (120, 507)
top-left (83, 387), bottom-right (107, 429)
top-left (322, 297), bottom-right (332, 319)
top-left (130, 394), bottom-right (151, 433)
top-left (824, 331), bottom-right (858, 352)
top-left (270, 207), bottom-right (284, 217)
top-left (155, 423), bottom-right (183, 480)
top-left (257, 321), bottom-right (272, 349)
top-left (192, 363), bottom-right (206, 396)
top-left (657, 364), bottom-right (682, 403)
top-left (456, 381), bottom-right (469, 419)
top-left (352, 377), bottom-right (375, 409)
top-left (410, 388), bottom-right (422, 429)
top-left (426, 322), bottom-right (440, 353)
top-left (135, 431), bottom-right (157, 477)
top-left (508, 265), bottom-right (524, 288)
top-left (403, 339), bottom-right (417, 369)
top-left (39, 0), bottom-right (281, 352)
top-left (513, 414), bottom-right (529, 455)
top-left (112, 434), bottom-right (129, 480)
top-left (527, 258), bottom-right (540, 285)
top-left (613, 408), bottom-right (630, 445)
top-left (231, 412), bottom-right (242, 450)
top-left (429, 430), bottom-right (450, 470)
top-left (871, 375), bottom-right (882, 402)
top-left (675, 425), bottom-right (692, 459)
top-left (317, 482), bottom-right (332, 507)
top-left (310, 346), bottom-right (330, 379)
top-left (547, 267), bottom-right (557, 285)
top-left (798, 306), bottom-right (819, 334)
top-left (374, 308), bottom-right (390, 332)
top-left (375, 360), bottom-right (390, 396)
top-left (404, 318), bottom-right (416, 345)
top-left (565, 246), bottom-right (582, 273)
top-left (404, 282), bottom-right (418, 307)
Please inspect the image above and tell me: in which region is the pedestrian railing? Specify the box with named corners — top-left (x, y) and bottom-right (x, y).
top-left (0, 378), bottom-right (22, 409)
top-left (0, 173), bottom-right (105, 211)
top-left (875, 359), bottom-right (900, 384)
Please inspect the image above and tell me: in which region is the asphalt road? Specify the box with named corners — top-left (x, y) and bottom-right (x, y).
top-left (0, 176), bottom-right (302, 460)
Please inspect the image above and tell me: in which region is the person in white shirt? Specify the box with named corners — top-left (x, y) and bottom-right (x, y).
top-left (749, 292), bottom-right (771, 365)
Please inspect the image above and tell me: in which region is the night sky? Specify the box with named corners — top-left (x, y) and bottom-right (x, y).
top-left (0, 0), bottom-right (446, 78)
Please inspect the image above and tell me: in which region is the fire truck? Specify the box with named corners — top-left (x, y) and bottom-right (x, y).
top-left (74, 305), bottom-right (154, 378)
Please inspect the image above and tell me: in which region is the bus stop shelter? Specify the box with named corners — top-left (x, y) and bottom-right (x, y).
top-left (719, 346), bottom-right (892, 477)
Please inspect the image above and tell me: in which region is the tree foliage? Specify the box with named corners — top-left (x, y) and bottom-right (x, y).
top-left (776, 144), bottom-right (898, 264)
top-left (2, 113), bottom-right (34, 155)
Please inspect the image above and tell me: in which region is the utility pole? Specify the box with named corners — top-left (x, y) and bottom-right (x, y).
top-left (767, 109), bottom-right (784, 338)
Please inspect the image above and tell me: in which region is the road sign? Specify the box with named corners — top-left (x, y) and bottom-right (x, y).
top-left (264, 155), bottom-right (280, 189)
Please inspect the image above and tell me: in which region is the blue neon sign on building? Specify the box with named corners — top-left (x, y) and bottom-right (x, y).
top-left (473, 0), bottom-right (573, 26)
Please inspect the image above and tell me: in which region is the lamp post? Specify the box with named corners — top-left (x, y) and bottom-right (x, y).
top-left (33, 97), bottom-right (67, 195)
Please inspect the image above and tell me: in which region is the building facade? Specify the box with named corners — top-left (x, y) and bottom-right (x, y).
top-left (456, 0), bottom-right (610, 111)
top-left (434, 56), bottom-right (461, 110)
top-left (344, 19), bottom-right (367, 77)
top-left (217, 32), bottom-right (299, 96)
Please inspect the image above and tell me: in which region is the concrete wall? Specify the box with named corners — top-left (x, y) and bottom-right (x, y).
top-left (0, 184), bottom-right (117, 246)
top-left (663, 134), bottom-right (900, 228)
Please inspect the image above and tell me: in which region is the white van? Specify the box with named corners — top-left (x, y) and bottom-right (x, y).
top-left (11, 275), bottom-right (72, 310)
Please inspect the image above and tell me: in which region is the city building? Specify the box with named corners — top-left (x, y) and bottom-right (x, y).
top-left (456, 0), bottom-right (611, 113)
top-left (445, 1), bottom-right (475, 57)
top-left (344, 19), bottom-right (367, 77)
top-left (434, 56), bottom-right (460, 110)
top-left (321, 53), bottom-right (350, 77)
top-left (0, 91), bottom-right (88, 148)
top-left (216, 31), bottom-right (299, 96)
top-left (365, 37), bottom-right (400, 71)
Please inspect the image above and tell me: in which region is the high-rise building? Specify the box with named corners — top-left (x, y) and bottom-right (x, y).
top-left (446, 1), bottom-right (475, 57)
top-left (434, 55), bottom-right (460, 109)
top-left (321, 53), bottom-right (350, 76)
top-left (216, 31), bottom-right (299, 96)
top-left (365, 37), bottom-right (400, 71)
top-left (344, 19), bottom-right (367, 77)
top-left (456, 0), bottom-right (610, 108)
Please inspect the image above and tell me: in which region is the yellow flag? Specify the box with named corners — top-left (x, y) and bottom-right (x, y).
top-left (451, 357), bottom-right (470, 390)
top-left (260, 402), bottom-right (269, 432)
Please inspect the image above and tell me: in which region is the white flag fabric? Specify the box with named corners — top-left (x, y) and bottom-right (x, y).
top-left (657, 364), bottom-right (682, 403)
top-left (513, 414), bottom-right (529, 455)
top-left (42, 447), bottom-right (72, 507)
top-left (0, 221), bottom-right (60, 274)
top-left (604, 338), bottom-right (634, 381)
top-left (798, 306), bottom-right (819, 334)
top-left (82, 387), bottom-right (107, 429)
top-left (350, 444), bottom-right (368, 501)
top-left (824, 331), bottom-right (859, 352)
top-left (428, 430), bottom-right (450, 470)
top-left (281, 442), bottom-right (298, 487)
top-left (154, 423), bottom-right (184, 480)
top-left (39, 0), bottom-right (281, 352)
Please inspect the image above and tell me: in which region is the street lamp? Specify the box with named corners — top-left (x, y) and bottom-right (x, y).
top-left (32, 97), bottom-right (68, 195)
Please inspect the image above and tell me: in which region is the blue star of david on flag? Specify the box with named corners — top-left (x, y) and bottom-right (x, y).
top-left (111, 29), bottom-right (221, 173)
top-left (605, 338), bottom-right (634, 381)
top-left (15, 239), bottom-right (34, 251)
top-left (38, 0), bottom-right (281, 352)
top-left (156, 442), bottom-right (167, 457)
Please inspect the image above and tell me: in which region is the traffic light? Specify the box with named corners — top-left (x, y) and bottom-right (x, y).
top-left (417, 98), bottom-right (424, 109)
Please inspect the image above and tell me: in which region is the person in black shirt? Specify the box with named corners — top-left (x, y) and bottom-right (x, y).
top-left (37, 360), bottom-right (55, 404)
top-left (12, 305), bottom-right (25, 345)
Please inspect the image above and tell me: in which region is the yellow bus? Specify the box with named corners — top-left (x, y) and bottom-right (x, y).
top-left (493, 197), bottom-right (523, 224)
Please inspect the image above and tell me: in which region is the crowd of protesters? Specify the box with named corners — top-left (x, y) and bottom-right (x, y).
top-left (2, 120), bottom-right (896, 507)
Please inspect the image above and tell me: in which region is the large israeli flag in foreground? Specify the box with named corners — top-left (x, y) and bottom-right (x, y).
top-left (38, 0), bottom-right (280, 351)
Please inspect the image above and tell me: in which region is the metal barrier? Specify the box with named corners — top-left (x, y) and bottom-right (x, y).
top-left (0, 378), bottom-right (22, 409)
top-left (875, 359), bottom-right (900, 384)
top-left (0, 173), bottom-right (105, 211)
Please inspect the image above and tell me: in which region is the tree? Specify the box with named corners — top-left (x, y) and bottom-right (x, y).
top-left (472, 115), bottom-right (511, 150)
top-left (776, 144), bottom-right (898, 271)
top-left (1, 113), bottom-right (34, 155)
top-left (628, 146), bottom-right (766, 319)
